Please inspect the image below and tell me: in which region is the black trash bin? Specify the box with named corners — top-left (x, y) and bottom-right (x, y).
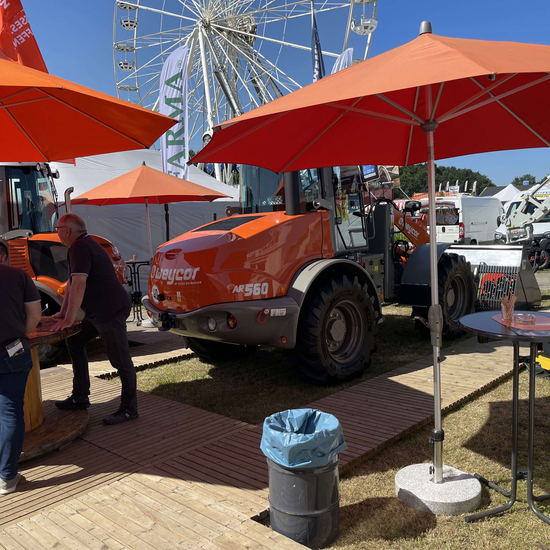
top-left (260, 408), bottom-right (347, 549)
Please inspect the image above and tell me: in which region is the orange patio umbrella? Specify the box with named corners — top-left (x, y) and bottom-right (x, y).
top-left (0, 58), bottom-right (176, 162)
top-left (192, 23), bottom-right (550, 487)
top-left (72, 163), bottom-right (231, 258)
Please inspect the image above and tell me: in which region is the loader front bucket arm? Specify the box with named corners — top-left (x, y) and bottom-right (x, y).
top-left (394, 210), bottom-right (430, 247)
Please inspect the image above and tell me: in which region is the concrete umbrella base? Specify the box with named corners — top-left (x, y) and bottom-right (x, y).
top-left (395, 463), bottom-right (482, 516)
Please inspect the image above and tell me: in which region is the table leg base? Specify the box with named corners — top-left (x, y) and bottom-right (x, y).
top-left (466, 501), bottom-right (515, 523)
top-left (20, 400), bottom-right (89, 462)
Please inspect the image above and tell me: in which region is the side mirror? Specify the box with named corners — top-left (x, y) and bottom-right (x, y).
top-left (403, 200), bottom-right (421, 213)
top-left (225, 206), bottom-right (240, 217)
top-left (496, 216), bottom-right (501, 227)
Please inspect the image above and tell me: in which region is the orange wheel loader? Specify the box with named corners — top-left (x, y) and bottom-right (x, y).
top-left (143, 165), bottom-right (478, 383)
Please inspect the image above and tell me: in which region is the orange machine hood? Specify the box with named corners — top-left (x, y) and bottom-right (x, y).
top-left (148, 212), bottom-right (333, 313)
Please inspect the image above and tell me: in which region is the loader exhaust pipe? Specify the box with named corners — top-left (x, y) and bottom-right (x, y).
top-left (64, 187), bottom-right (74, 214)
top-left (284, 172), bottom-right (301, 216)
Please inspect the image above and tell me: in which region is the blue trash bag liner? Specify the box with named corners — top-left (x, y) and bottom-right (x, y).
top-left (260, 408), bottom-right (347, 469)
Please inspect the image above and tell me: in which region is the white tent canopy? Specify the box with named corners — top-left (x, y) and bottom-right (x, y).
top-left (50, 150), bottom-right (239, 288)
top-left (493, 183), bottom-right (520, 203)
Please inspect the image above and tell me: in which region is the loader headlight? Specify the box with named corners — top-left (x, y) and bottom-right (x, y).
top-left (227, 314), bottom-right (238, 329)
top-left (207, 317), bottom-right (217, 331)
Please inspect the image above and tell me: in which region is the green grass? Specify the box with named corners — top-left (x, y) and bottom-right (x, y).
top-left (130, 303), bottom-right (468, 425)
top-left (335, 371), bottom-right (550, 550)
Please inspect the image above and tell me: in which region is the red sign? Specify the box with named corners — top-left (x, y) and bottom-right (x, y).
top-left (0, 0), bottom-right (47, 72)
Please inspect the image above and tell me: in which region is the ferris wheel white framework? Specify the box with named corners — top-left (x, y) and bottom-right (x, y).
top-left (113, 0), bottom-right (378, 172)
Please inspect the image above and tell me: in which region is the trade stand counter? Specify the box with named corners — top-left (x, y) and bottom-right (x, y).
top-left (19, 317), bottom-right (88, 462)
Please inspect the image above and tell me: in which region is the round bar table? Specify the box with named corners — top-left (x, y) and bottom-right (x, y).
top-left (20, 317), bottom-right (88, 461)
top-left (460, 310), bottom-right (550, 525)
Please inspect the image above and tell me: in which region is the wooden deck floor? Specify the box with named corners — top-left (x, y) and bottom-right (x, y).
top-left (0, 337), bottom-right (514, 549)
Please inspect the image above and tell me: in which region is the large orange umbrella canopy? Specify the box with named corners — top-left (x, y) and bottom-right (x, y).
top-left (0, 58), bottom-right (176, 162)
top-left (71, 164), bottom-right (231, 205)
top-left (192, 31), bottom-right (550, 171)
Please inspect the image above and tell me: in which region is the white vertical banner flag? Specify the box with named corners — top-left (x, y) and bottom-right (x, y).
top-left (159, 45), bottom-right (189, 179)
top-left (331, 48), bottom-right (353, 74)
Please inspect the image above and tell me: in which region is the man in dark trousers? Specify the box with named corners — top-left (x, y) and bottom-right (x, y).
top-left (0, 241), bottom-right (42, 495)
top-left (51, 213), bottom-right (138, 425)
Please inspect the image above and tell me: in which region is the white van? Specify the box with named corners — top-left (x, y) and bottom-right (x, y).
top-left (430, 196), bottom-right (503, 245)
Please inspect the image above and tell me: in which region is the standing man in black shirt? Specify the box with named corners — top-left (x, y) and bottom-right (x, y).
top-left (51, 214), bottom-right (138, 425)
top-left (0, 241), bottom-right (42, 495)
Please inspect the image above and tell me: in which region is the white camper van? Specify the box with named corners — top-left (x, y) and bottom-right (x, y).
top-left (429, 196), bottom-right (503, 245)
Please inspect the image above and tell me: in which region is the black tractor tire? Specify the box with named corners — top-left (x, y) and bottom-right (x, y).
top-left (293, 275), bottom-right (377, 384)
top-left (412, 253), bottom-right (476, 338)
top-left (38, 294), bottom-right (67, 366)
top-left (438, 253), bottom-right (476, 337)
top-left (187, 337), bottom-right (258, 362)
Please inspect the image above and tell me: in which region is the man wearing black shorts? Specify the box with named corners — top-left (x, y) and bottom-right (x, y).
top-left (51, 214), bottom-right (138, 425)
top-left (0, 241), bottom-right (42, 495)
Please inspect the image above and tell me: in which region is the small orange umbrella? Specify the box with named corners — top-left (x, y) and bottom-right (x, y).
top-left (0, 58), bottom-right (176, 162)
top-left (72, 164), bottom-right (231, 257)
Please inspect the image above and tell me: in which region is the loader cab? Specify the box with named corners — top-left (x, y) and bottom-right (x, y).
top-left (0, 163), bottom-right (59, 236)
top-left (240, 165), bottom-right (324, 214)
top-left (239, 164), bottom-right (373, 254)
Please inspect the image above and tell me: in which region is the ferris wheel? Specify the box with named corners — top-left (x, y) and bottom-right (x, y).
top-left (113, 0), bottom-right (378, 150)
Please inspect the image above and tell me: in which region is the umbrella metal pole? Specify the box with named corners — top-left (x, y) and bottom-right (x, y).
top-left (424, 124), bottom-right (444, 483)
top-left (145, 199), bottom-right (153, 261)
top-left (198, 28), bottom-right (223, 183)
top-left (165, 204), bottom-right (170, 242)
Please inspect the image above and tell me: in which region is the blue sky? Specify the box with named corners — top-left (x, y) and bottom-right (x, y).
top-left (24, 0), bottom-right (550, 186)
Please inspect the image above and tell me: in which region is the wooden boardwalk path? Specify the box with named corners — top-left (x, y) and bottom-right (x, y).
top-left (0, 337), bottom-right (514, 549)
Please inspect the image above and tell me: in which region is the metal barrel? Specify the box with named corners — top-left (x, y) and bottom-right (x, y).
top-left (267, 457), bottom-right (340, 549)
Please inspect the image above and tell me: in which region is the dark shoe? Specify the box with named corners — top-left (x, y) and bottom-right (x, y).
top-left (0, 473), bottom-right (21, 495)
top-left (102, 409), bottom-right (139, 425)
top-left (55, 396), bottom-right (90, 410)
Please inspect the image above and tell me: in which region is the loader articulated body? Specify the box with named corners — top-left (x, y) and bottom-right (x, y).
top-left (144, 165), bottom-right (477, 382)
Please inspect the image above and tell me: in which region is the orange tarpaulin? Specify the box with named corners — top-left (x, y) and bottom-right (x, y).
top-left (0, 58), bottom-right (176, 162)
top-left (192, 31), bottom-right (550, 172)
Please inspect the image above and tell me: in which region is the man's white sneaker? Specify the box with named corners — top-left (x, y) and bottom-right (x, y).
top-left (0, 473), bottom-right (21, 495)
